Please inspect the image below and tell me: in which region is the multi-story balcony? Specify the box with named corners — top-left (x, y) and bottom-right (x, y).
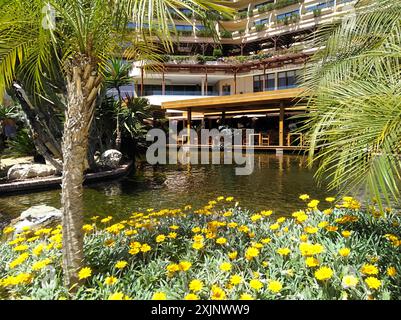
top-left (159, 0), bottom-right (356, 46)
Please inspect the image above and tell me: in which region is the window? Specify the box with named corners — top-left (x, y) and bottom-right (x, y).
top-left (277, 10), bottom-right (299, 21)
top-left (253, 73), bottom-right (276, 92)
top-left (222, 85), bottom-right (231, 96)
top-left (253, 75), bottom-right (264, 92)
top-left (266, 73), bottom-right (275, 91)
top-left (306, 0), bottom-right (335, 12)
top-left (176, 25), bottom-right (193, 31)
top-left (277, 70), bottom-right (303, 89)
top-left (255, 18), bottom-right (269, 25)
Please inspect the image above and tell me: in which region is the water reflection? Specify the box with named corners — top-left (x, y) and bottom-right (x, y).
top-left (0, 153), bottom-right (329, 220)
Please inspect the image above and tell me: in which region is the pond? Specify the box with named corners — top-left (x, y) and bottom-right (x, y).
top-left (0, 153), bottom-right (330, 221)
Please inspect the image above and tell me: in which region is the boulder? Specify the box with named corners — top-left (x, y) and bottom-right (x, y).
top-left (7, 163), bottom-right (57, 181)
top-left (11, 205), bottom-right (62, 234)
top-left (98, 149), bottom-right (122, 169)
top-left (0, 211), bottom-right (11, 232)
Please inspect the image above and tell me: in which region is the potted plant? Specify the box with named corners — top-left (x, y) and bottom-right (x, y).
top-left (255, 24), bottom-right (265, 32)
top-left (313, 8), bottom-right (322, 17)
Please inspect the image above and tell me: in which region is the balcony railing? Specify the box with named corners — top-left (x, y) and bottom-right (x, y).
top-left (141, 90), bottom-right (219, 97)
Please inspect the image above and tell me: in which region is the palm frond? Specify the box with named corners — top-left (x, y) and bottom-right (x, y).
top-left (301, 0), bottom-right (401, 209)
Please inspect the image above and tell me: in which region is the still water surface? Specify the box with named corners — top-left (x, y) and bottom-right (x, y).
top-left (0, 154), bottom-right (330, 220)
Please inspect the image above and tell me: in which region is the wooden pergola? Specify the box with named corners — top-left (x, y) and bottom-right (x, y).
top-left (161, 88), bottom-right (306, 149)
top-left (138, 52), bottom-right (310, 96)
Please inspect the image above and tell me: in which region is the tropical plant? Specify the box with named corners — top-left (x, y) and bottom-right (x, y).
top-left (0, 0), bottom-right (230, 291)
top-left (255, 24), bottom-right (266, 32)
top-left (4, 128), bottom-right (37, 158)
top-left (237, 11), bottom-right (248, 20)
top-left (104, 59), bottom-right (132, 151)
top-left (274, 0), bottom-right (299, 10)
top-left (0, 105), bottom-right (20, 121)
top-left (301, 0), bottom-right (401, 211)
top-left (196, 28), bottom-right (214, 38)
top-left (213, 48), bottom-right (223, 58)
top-left (313, 8), bottom-right (322, 17)
top-left (120, 96), bottom-right (152, 144)
top-left (220, 30), bottom-right (232, 39)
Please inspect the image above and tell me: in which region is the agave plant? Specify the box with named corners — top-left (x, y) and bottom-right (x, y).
top-left (301, 0), bottom-right (401, 210)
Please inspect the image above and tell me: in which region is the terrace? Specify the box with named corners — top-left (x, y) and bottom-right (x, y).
top-left (161, 88), bottom-right (308, 153)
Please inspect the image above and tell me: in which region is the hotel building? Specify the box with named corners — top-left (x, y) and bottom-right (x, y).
top-left (126, 0), bottom-right (356, 151)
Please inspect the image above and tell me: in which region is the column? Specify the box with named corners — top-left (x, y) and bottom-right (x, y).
top-left (140, 67), bottom-right (144, 96)
top-left (187, 108), bottom-right (192, 144)
top-left (234, 69), bottom-right (237, 95)
top-left (262, 65), bottom-right (266, 91)
top-left (162, 69), bottom-right (166, 96)
top-left (279, 102), bottom-right (284, 147)
top-left (205, 68), bottom-right (208, 96)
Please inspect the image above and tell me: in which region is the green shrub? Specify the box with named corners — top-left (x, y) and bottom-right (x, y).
top-left (237, 11), bottom-right (248, 20)
top-left (274, 0), bottom-right (299, 10)
top-left (196, 29), bottom-right (214, 37)
top-left (196, 55), bottom-right (216, 64)
top-left (212, 48), bottom-right (223, 58)
top-left (220, 30), bottom-right (232, 39)
top-left (313, 8), bottom-right (322, 17)
top-left (255, 24), bottom-right (266, 32)
top-left (4, 129), bottom-right (37, 158)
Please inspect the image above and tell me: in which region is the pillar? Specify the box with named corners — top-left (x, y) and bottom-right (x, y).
top-left (162, 69), bottom-right (166, 96)
top-left (187, 108), bottom-right (192, 144)
top-left (234, 69), bottom-right (237, 95)
top-left (279, 102), bottom-right (284, 147)
top-left (140, 67), bottom-right (144, 96)
top-left (205, 68), bottom-right (208, 96)
top-left (262, 65), bottom-right (266, 91)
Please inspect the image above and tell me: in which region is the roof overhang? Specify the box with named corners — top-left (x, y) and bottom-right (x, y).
top-left (161, 88), bottom-right (305, 113)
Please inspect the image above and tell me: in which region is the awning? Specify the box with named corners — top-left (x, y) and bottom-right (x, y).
top-left (161, 88), bottom-right (305, 113)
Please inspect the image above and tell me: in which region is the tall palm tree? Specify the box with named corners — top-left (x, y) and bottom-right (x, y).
top-left (302, 0), bottom-right (401, 210)
top-left (105, 59), bottom-right (132, 150)
top-left (0, 0), bottom-right (230, 291)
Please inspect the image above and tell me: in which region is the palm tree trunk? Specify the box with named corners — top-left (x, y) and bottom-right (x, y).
top-left (62, 54), bottom-right (101, 291)
top-left (115, 87), bottom-right (122, 150)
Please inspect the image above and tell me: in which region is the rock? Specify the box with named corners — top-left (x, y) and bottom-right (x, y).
top-left (7, 163), bottom-right (57, 181)
top-left (98, 149), bottom-right (122, 169)
top-left (0, 211), bottom-right (12, 231)
top-left (11, 205), bottom-right (62, 234)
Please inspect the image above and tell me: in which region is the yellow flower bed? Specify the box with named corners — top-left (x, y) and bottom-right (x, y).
top-left (0, 195), bottom-right (400, 300)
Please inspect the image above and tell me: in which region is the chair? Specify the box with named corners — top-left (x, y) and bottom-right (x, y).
top-left (261, 133), bottom-right (270, 146)
top-left (287, 133), bottom-right (303, 146)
